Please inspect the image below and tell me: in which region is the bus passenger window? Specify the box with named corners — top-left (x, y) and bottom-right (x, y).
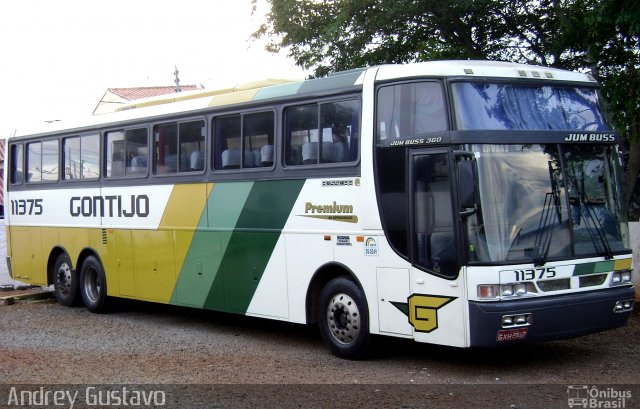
top-left (26, 140), bottom-right (59, 183)
top-left (63, 134), bottom-right (99, 180)
top-left (285, 105), bottom-right (317, 166)
top-left (179, 120), bottom-right (205, 172)
top-left (319, 100), bottom-right (359, 163)
top-left (155, 120), bottom-right (205, 174)
top-left (213, 111), bottom-right (274, 170)
top-left (285, 100), bottom-right (359, 166)
top-left (10, 144), bottom-right (24, 185)
top-left (106, 128), bottom-right (148, 178)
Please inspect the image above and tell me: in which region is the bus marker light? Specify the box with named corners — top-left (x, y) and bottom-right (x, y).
top-left (323, 235), bottom-right (331, 241)
top-left (356, 236), bottom-right (364, 242)
top-left (478, 285), bottom-right (497, 299)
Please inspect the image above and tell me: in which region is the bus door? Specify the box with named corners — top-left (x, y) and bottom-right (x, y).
top-left (407, 149), bottom-right (467, 346)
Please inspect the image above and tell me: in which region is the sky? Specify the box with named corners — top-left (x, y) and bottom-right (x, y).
top-left (0, 0), bottom-right (306, 137)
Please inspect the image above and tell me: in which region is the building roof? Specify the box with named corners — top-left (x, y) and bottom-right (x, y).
top-left (107, 86), bottom-right (201, 101)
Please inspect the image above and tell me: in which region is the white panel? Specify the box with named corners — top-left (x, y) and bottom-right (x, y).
top-left (247, 235), bottom-right (289, 319)
top-left (377, 267), bottom-right (413, 335)
top-left (8, 185), bottom-right (174, 229)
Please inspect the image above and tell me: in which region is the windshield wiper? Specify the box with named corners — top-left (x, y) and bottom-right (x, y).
top-left (533, 162), bottom-right (562, 266)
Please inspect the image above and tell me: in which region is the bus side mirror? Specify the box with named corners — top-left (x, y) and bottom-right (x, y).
top-left (457, 159), bottom-right (477, 217)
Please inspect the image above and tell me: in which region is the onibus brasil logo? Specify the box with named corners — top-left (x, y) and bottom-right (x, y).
top-left (567, 385), bottom-right (632, 408)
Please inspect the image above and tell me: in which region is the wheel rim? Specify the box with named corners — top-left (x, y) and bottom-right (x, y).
top-left (83, 266), bottom-right (101, 304)
top-left (56, 262), bottom-right (72, 296)
top-left (326, 293), bottom-right (361, 345)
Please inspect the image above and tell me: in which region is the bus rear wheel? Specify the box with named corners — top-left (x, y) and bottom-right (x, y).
top-left (79, 256), bottom-right (109, 313)
top-left (53, 253), bottom-right (80, 307)
top-left (317, 277), bottom-right (370, 359)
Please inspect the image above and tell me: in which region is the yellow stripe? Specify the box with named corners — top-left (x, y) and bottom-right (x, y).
top-left (613, 258), bottom-right (632, 271)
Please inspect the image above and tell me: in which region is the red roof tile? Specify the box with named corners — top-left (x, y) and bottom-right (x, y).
top-left (108, 86), bottom-right (201, 101)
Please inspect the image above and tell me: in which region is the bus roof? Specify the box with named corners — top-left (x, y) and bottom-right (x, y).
top-left (12, 60), bottom-right (596, 139)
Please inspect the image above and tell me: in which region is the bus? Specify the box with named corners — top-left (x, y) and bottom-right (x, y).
top-left (4, 61), bottom-right (635, 359)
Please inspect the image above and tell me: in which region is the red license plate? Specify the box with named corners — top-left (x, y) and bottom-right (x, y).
top-left (496, 328), bottom-right (528, 342)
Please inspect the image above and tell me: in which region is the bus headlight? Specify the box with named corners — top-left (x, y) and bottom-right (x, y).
top-left (501, 282), bottom-right (536, 298)
top-left (477, 283), bottom-right (537, 299)
top-left (610, 270), bottom-right (633, 286)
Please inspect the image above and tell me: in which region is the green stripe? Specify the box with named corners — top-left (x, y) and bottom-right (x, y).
top-left (254, 82), bottom-right (303, 101)
top-left (573, 260), bottom-right (617, 276)
top-left (573, 263), bottom-right (595, 276)
top-left (202, 179), bottom-right (305, 313)
top-left (593, 260), bottom-right (615, 273)
top-left (171, 182), bottom-right (254, 307)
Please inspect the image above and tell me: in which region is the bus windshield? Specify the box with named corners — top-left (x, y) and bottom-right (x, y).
top-left (467, 144), bottom-right (629, 264)
top-left (452, 82), bottom-right (610, 131)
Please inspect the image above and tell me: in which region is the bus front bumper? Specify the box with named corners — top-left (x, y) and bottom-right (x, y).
top-left (468, 286), bottom-right (635, 347)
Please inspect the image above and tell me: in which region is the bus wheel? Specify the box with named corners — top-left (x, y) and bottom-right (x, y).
top-left (79, 256), bottom-right (108, 313)
top-left (53, 253), bottom-right (80, 307)
top-left (317, 277), bottom-right (370, 359)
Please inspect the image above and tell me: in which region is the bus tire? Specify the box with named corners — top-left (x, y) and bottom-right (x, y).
top-left (53, 253), bottom-right (80, 307)
top-left (317, 277), bottom-right (370, 359)
top-left (79, 255), bottom-right (109, 313)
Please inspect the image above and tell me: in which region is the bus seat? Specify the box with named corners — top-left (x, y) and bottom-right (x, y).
top-left (302, 142), bottom-right (317, 164)
top-left (222, 149), bottom-right (240, 169)
top-left (190, 151), bottom-right (205, 171)
top-left (260, 145), bottom-right (274, 166)
top-left (129, 156), bottom-right (147, 174)
top-left (221, 149), bottom-right (256, 169)
top-left (321, 142), bottom-right (334, 162)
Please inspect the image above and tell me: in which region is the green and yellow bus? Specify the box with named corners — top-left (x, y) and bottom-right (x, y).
top-left (5, 61), bottom-right (635, 358)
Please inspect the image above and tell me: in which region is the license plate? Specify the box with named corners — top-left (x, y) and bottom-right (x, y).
top-left (496, 328), bottom-right (528, 342)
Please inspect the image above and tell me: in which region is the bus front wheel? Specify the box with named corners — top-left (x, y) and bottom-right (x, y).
top-left (53, 253), bottom-right (80, 307)
top-left (317, 277), bottom-right (370, 359)
top-left (79, 256), bottom-right (109, 313)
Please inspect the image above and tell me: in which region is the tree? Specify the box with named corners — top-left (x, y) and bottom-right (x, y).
top-left (254, 0), bottom-right (640, 219)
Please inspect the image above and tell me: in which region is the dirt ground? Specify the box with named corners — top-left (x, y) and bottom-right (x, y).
top-left (0, 295), bottom-right (638, 408)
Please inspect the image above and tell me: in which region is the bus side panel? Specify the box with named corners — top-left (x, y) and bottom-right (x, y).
top-left (127, 183), bottom-right (208, 304)
top-left (113, 229), bottom-right (135, 297)
top-left (8, 226), bottom-right (46, 285)
top-left (246, 235), bottom-right (289, 319)
top-left (202, 179), bottom-right (304, 315)
top-left (170, 182), bottom-right (250, 309)
top-left (173, 229), bottom-right (223, 308)
top-left (132, 229), bottom-right (176, 303)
